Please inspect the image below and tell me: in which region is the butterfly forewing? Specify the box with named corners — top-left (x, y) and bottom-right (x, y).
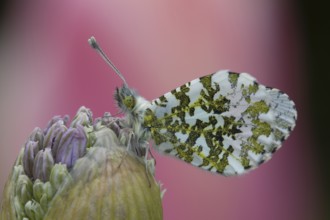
top-left (143, 70), bottom-right (297, 176)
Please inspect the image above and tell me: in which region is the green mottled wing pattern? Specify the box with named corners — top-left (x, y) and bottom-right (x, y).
top-left (143, 70), bottom-right (297, 176)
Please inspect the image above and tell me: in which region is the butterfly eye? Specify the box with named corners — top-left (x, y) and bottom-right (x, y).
top-left (123, 96), bottom-right (135, 110)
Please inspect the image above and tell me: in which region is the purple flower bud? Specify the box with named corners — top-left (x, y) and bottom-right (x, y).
top-left (50, 124), bottom-right (68, 158)
top-left (43, 120), bottom-right (67, 150)
top-left (33, 148), bottom-right (54, 182)
top-left (23, 141), bottom-right (40, 178)
top-left (29, 127), bottom-right (44, 150)
top-left (101, 112), bottom-right (112, 123)
top-left (93, 117), bottom-right (102, 125)
top-left (55, 124), bottom-right (87, 169)
top-left (43, 116), bottom-right (63, 135)
top-left (41, 120), bottom-right (68, 160)
top-left (100, 112), bottom-right (122, 136)
top-left (70, 106), bottom-right (93, 127)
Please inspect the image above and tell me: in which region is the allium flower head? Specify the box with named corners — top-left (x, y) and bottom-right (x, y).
top-left (1, 107), bottom-right (163, 220)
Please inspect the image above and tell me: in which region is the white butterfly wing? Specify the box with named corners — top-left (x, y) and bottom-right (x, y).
top-left (143, 70), bottom-right (297, 176)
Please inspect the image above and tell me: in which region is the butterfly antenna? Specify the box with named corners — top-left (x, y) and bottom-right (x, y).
top-left (88, 36), bottom-right (128, 86)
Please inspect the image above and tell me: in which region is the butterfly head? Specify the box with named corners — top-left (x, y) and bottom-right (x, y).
top-left (115, 84), bottom-right (137, 113)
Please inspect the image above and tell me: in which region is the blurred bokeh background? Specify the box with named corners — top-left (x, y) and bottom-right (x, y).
top-left (0, 1), bottom-right (328, 219)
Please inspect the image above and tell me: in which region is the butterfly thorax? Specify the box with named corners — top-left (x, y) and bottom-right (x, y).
top-left (114, 85), bottom-right (152, 145)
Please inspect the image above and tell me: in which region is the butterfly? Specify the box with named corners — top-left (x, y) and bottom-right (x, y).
top-left (89, 37), bottom-right (297, 176)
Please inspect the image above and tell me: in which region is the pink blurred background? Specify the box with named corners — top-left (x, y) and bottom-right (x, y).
top-left (0, 1), bottom-right (325, 219)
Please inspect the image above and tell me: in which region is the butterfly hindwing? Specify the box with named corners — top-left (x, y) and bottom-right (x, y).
top-left (143, 70), bottom-right (297, 176)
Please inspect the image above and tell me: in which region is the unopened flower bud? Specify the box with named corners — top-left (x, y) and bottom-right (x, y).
top-left (15, 175), bottom-right (33, 205)
top-left (47, 121), bottom-right (68, 157)
top-left (44, 115), bottom-right (68, 135)
top-left (24, 200), bottom-right (44, 220)
top-left (71, 106), bottom-right (93, 127)
top-left (49, 163), bottom-right (70, 191)
top-left (29, 127), bottom-right (44, 150)
top-left (32, 180), bottom-right (53, 212)
top-left (55, 125), bottom-right (87, 169)
top-left (99, 112), bottom-right (122, 136)
top-left (43, 120), bottom-right (67, 149)
top-left (32, 179), bottom-right (44, 202)
top-left (12, 165), bottom-right (24, 183)
top-left (23, 141), bottom-right (39, 178)
top-left (33, 148), bottom-right (54, 182)
top-left (13, 197), bottom-right (25, 219)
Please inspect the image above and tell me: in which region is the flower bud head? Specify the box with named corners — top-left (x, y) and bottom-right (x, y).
top-left (1, 107), bottom-right (164, 220)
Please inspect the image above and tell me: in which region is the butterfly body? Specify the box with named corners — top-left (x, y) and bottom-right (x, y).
top-left (115, 70), bottom-right (297, 176)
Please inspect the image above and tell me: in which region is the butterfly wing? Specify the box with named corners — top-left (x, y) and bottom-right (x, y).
top-left (143, 70), bottom-right (297, 176)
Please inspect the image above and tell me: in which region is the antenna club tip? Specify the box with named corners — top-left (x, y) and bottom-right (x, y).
top-left (88, 36), bottom-right (128, 85)
top-left (88, 36), bottom-right (98, 49)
